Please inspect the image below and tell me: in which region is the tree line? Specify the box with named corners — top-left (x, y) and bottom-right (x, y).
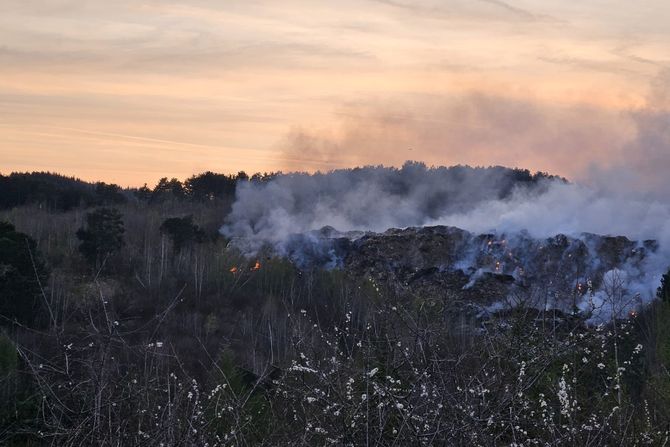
top-left (0, 165), bottom-right (557, 212)
top-left (0, 171), bottom-right (278, 212)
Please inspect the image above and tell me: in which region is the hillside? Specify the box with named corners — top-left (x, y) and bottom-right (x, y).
top-left (0, 166), bottom-right (668, 446)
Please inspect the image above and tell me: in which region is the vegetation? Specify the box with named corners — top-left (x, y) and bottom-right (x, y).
top-left (0, 172), bottom-right (128, 211)
top-left (0, 222), bottom-right (48, 325)
top-left (160, 216), bottom-right (207, 253)
top-left (0, 169), bottom-right (666, 446)
top-left (76, 208), bottom-right (126, 270)
top-left (0, 171), bottom-right (259, 212)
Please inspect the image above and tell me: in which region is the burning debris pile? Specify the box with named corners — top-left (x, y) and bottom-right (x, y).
top-left (221, 163), bottom-right (670, 321)
top-left (342, 226), bottom-right (658, 320)
top-left (228, 225), bottom-right (660, 322)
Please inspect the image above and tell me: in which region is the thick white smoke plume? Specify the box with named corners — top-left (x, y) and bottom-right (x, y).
top-left (223, 163), bottom-right (559, 250)
top-left (444, 180), bottom-right (670, 320)
top-left (223, 164), bottom-right (670, 254)
top-left (437, 181), bottom-right (670, 250)
top-left (221, 162), bottom-right (670, 320)
top-left (222, 72), bottom-right (670, 319)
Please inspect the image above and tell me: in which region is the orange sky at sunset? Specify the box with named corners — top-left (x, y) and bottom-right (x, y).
top-left (1, 0), bottom-right (669, 186)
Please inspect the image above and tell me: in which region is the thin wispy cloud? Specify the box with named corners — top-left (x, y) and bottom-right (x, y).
top-left (1, 0), bottom-right (668, 185)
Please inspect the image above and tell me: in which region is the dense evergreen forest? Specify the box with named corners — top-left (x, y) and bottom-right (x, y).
top-left (1, 168), bottom-right (670, 446)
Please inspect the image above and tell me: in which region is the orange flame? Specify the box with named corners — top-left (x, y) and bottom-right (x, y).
top-left (251, 260), bottom-right (261, 271)
top-left (229, 266), bottom-right (238, 274)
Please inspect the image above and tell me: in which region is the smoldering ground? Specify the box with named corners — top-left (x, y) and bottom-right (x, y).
top-left (221, 71), bottom-right (670, 310)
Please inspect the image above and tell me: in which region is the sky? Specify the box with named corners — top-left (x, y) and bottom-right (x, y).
top-left (1, 0), bottom-right (669, 187)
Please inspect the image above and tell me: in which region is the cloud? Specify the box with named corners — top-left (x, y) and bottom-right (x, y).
top-left (476, 0), bottom-right (548, 21)
top-left (370, 0), bottom-right (557, 23)
top-left (537, 55), bottom-right (646, 78)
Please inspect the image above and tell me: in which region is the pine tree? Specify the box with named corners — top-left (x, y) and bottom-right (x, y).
top-left (76, 208), bottom-right (125, 270)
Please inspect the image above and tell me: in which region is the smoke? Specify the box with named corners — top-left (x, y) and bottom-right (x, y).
top-left (223, 163), bottom-right (670, 256)
top-left (279, 92), bottom-right (634, 179)
top-left (278, 71), bottom-right (670, 197)
top-left (221, 163), bottom-right (670, 318)
top-left (436, 181), bottom-right (670, 320)
top-left (222, 163), bottom-right (558, 252)
top-left (435, 181), bottom-right (670, 248)
top-left (221, 71), bottom-right (670, 316)
top-left (584, 70), bottom-right (670, 198)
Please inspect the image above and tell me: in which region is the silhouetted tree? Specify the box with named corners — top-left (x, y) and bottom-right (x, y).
top-left (160, 216), bottom-right (206, 253)
top-left (151, 177), bottom-right (185, 203)
top-left (94, 182), bottom-right (126, 205)
top-left (184, 172), bottom-right (236, 201)
top-left (76, 208), bottom-right (125, 269)
top-left (250, 172), bottom-right (278, 183)
top-left (658, 268), bottom-right (670, 302)
top-left (0, 221), bottom-right (48, 326)
top-left (0, 172), bottom-right (94, 211)
top-left (134, 183), bottom-right (152, 202)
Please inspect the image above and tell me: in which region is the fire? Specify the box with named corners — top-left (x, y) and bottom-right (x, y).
top-left (230, 261), bottom-right (261, 274)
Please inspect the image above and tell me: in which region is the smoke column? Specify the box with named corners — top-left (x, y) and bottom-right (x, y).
top-left (221, 162), bottom-right (670, 315)
top-left (221, 71), bottom-right (670, 320)
top-left (223, 163), bottom-right (560, 250)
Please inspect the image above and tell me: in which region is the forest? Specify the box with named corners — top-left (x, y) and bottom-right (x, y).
top-left (1, 169), bottom-right (670, 446)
